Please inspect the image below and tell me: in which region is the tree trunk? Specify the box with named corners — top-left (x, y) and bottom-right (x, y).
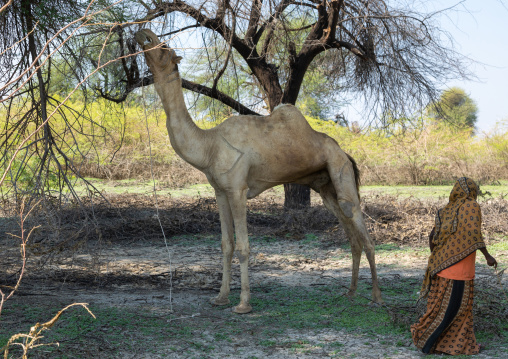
top-left (26, 6), bottom-right (52, 199)
top-left (283, 183), bottom-right (311, 209)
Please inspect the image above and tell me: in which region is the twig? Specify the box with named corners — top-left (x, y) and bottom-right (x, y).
top-left (494, 267), bottom-right (508, 302)
top-left (1, 303), bottom-right (95, 358)
top-left (0, 199), bottom-right (41, 318)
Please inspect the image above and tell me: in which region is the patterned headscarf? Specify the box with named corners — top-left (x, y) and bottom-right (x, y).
top-left (420, 177), bottom-right (486, 298)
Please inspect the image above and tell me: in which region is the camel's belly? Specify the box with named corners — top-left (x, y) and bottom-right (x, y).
top-left (245, 165), bottom-right (328, 199)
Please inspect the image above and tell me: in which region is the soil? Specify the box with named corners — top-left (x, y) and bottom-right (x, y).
top-left (1, 192), bottom-right (507, 358)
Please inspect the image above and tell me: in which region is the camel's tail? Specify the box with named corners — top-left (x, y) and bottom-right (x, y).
top-left (345, 153), bottom-right (361, 200)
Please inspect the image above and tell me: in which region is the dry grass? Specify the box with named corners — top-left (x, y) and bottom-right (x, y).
top-left (2, 192), bottom-right (507, 262)
top-left (77, 156), bottom-right (207, 188)
top-left (362, 194), bottom-right (508, 245)
top-left (362, 195), bottom-right (439, 244)
top-left (358, 162), bottom-right (508, 186)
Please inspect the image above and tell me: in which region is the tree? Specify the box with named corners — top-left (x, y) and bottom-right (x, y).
top-left (427, 87), bottom-right (478, 130)
top-left (183, 21), bottom-right (345, 123)
top-left (0, 0), bottom-right (133, 203)
top-left (0, 0), bottom-right (86, 203)
top-left (72, 0), bottom-right (476, 207)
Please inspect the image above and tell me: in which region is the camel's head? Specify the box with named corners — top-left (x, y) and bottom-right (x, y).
top-left (135, 29), bottom-right (182, 76)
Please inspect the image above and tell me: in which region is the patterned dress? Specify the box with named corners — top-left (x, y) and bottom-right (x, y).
top-left (411, 178), bottom-right (485, 355)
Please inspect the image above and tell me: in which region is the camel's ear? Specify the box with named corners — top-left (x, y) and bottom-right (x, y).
top-left (174, 56), bottom-right (183, 64)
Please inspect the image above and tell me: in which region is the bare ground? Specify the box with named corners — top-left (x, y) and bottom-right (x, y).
top-left (1, 191), bottom-right (507, 358)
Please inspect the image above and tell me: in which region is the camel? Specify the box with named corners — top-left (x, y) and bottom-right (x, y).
top-left (135, 29), bottom-right (383, 313)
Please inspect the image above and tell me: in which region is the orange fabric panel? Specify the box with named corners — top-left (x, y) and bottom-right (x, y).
top-left (437, 251), bottom-right (476, 280)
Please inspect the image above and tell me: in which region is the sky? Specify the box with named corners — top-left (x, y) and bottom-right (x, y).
top-left (435, 0), bottom-right (508, 133)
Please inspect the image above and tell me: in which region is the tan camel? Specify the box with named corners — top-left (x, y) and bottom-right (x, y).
top-left (135, 29), bottom-right (383, 313)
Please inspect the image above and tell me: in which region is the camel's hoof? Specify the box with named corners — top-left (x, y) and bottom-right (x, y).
top-left (232, 304), bottom-right (252, 314)
top-left (372, 292), bottom-right (384, 305)
top-left (369, 300), bottom-right (385, 307)
top-left (210, 296), bottom-right (230, 306)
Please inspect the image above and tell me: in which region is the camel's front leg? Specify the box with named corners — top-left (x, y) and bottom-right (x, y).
top-left (228, 189), bottom-right (252, 314)
top-left (211, 190), bottom-right (234, 306)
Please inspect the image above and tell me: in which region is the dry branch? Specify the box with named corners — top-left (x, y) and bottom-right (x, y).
top-left (0, 199), bottom-right (40, 318)
top-left (1, 303), bottom-right (95, 359)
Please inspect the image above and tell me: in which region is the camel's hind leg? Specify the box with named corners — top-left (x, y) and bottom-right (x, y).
top-left (210, 190), bottom-right (234, 306)
top-left (320, 163), bottom-right (383, 303)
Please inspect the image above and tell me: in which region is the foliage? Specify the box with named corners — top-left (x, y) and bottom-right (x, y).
top-left (299, 116), bottom-right (505, 185)
top-left (2, 98), bottom-right (502, 190)
top-left (295, 55), bottom-right (344, 121)
top-left (3, 95), bottom-right (508, 192)
top-left (427, 87), bottom-right (478, 130)
top-left (484, 120), bottom-right (508, 166)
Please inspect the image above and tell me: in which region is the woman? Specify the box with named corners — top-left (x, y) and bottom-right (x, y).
top-left (411, 177), bottom-right (497, 355)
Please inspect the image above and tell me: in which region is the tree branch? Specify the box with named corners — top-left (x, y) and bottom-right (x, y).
top-left (0, 0), bottom-right (12, 15)
top-left (245, 0), bottom-right (263, 45)
top-left (97, 75), bottom-right (260, 116)
top-left (183, 79), bottom-right (260, 116)
top-left (280, 0), bottom-right (338, 103)
top-left (323, 0), bottom-right (343, 43)
top-left (142, 0), bottom-right (284, 109)
top-left (259, 0), bottom-right (293, 55)
top-left (330, 39), bottom-right (365, 58)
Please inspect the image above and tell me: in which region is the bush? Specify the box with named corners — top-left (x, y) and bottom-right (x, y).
top-left (3, 97), bottom-right (508, 189)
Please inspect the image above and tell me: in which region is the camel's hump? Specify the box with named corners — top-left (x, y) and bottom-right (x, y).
top-left (273, 103), bottom-right (294, 111)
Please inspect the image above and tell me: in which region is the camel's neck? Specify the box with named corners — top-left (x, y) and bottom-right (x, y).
top-left (153, 72), bottom-right (211, 170)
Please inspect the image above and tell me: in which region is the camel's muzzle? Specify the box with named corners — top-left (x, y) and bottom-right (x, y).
top-left (134, 30), bottom-right (154, 47)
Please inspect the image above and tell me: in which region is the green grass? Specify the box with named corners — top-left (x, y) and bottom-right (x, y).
top-left (1, 282), bottom-right (407, 358)
top-left (71, 178), bottom-right (508, 202)
top-left (251, 235), bottom-right (279, 244)
top-left (171, 233), bottom-right (325, 249)
top-left (299, 233), bottom-right (321, 246)
top-left (245, 283), bottom-right (408, 338)
top-left (362, 182), bottom-right (508, 200)
top-left (73, 179), bottom-right (283, 198)
top-left (371, 241), bottom-right (507, 260)
top-left (171, 234), bottom-right (218, 247)
top-left (336, 242), bottom-right (428, 258)
top-left (0, 305), bottom-right (200, 358)
top-left (73, 178), bottom-right (216, 197)
top-left (489, 238), bottom-right (508, 252)
top-left (374, 243), bottom-right (427, 256)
